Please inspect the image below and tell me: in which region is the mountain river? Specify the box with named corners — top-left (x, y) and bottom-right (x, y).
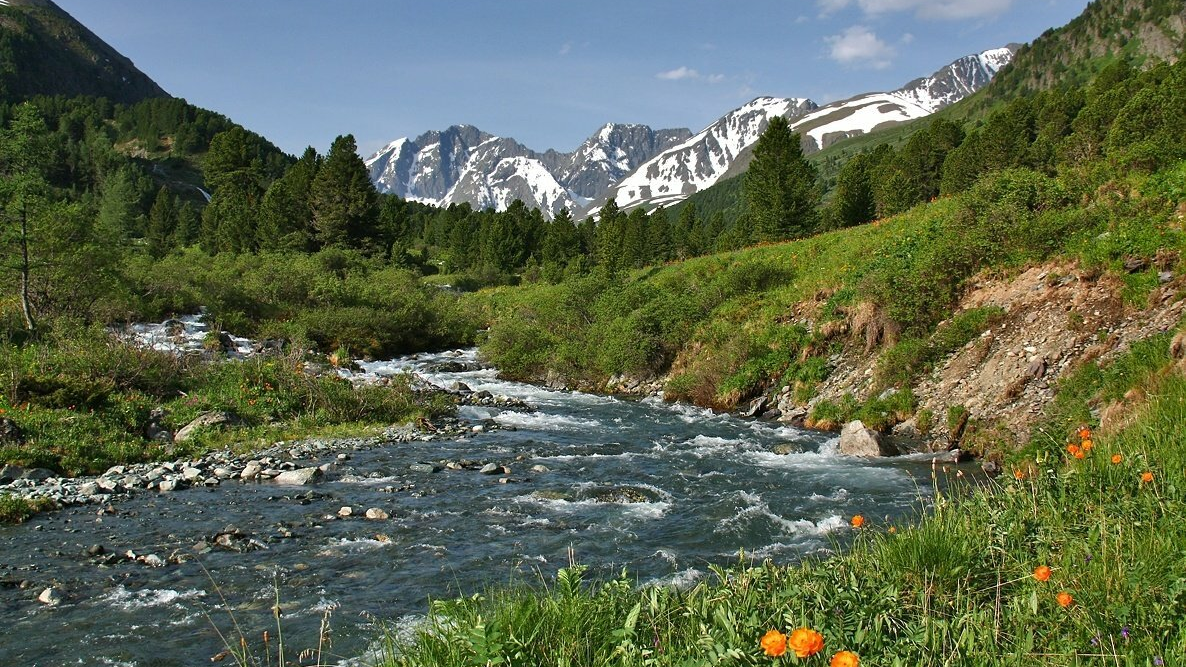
top-left (0, 346), bottom-right (959, 666)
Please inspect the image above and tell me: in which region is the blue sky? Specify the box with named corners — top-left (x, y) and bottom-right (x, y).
top-left (55, 0), bottom-right (1091, 157)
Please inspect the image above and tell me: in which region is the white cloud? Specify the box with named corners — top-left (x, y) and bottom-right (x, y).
top-left (657, 66), bottom-right (700, 81)
top-left (822, 0), bottom-right (1014, 20)
top-left (825, 25), bottom-right (896, 69)
top-left (817, 0), bottom-right (851, 16)
top-left (656, 67), bottom-right (726, 83)
top-left (558, 42), bottom-right (573, 56)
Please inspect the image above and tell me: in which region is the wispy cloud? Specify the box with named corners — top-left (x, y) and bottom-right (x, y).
top-left (817, 0), bottom-right (1014, 19)
top-left (558, 41), bottom-right (573, 56)
top-left (656, 66), bottom-right (726, 83)
top-left (825, 25), bottom-right (896, 69)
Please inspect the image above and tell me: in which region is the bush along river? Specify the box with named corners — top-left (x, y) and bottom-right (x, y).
top-left (0, 338), bottom-right (964, 666)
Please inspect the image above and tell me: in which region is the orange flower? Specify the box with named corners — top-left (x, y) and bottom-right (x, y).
top-left (760, 629), bottom-right (787, 657)
top-left (1067, 444), bottom-right (1082, 458)
top-left (1111, 454), bottom-right (1123, 465)
top-left (1081, 439), bottom-right (1093, 452)
top-left (1056, 591), bottom-right (1073, 608)
top-left (788, 628), bottom-right (824, 658)
top-left (831, 650), bottom-right (860, 667)
top-left (850, 515), bottom-right (865, 529)
top-left (1033, 565), bottom-right (1052, 582)
top-left (1078, 426), bottom-right (1091, 439)
top-left (1141, 471), bottom-right (1154, 484)
top-left (1013, 469), bottom-right (1026, 480)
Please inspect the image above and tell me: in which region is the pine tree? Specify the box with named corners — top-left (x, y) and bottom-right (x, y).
top-left (645, 207), bottom-right (672, 263)
top-left (258, 146), bottom-right (319, 251)
top-left (673, 203), bottom-right (698, 258)
top-left (593, 199), bottom-right (627, 271)
top-left (309, 134), bottom-right (379, 251)
top-left (145, 186), bottom-right (177, 258)
top-left (744, 116), bottom-right (818, 242)
top-left (829, 150), bottom-right (877, 228)
top-left (174, 201), bottom-right (199, 248)
top-left (95, 166), bottom-right (142, 243)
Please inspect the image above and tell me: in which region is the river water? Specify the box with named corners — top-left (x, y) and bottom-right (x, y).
top-left (0, 349), bottom-right (950, 666)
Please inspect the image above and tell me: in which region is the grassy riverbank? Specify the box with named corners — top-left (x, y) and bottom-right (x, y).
top-left (382, 335), bottom-right (1186, 666)
top-left (0, 325), bottom-right (456, 478)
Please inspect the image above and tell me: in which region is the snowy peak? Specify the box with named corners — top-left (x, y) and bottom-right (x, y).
top-left (604, 97), bottom-right (817, 211)
top-left (895, 45), bottom-right (1020, 113)
top-left (365, 122), bottom-right (690, 217)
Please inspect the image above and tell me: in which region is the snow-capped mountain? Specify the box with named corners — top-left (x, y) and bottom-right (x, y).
top-left (597, 45), bottom-right (1017, 213)
top-left (367, 45), bottom-right (1015, 217)
top-left (364, 123), bottom-right (691, 217)
top-left (604, 97), bottom-right (818, 211)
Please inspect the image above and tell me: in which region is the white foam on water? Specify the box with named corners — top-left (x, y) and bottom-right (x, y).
top-left (535, 451), bottom-right (644, 463)
top-left (100, 586), bottom-right (205, 611)
top-left (493, 410), bottom-right (604, 432)
top-left (644, 567), bottom-right (705, 589)
top-left (809, 488), bottom-right (851, 502)
top-left (322, 537), bottom-right (394, 553)
top-left (716, 491), bottom-right (847, 539)
top-left (514, 493), bottom-right (671, 520)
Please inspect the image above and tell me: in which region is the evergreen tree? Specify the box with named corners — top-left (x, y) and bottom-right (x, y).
top-left (673, 203), bottom-right (698, 258)
top-left (645, 206), bottom-right (672, 263)
top-left (623, 208), bottom-right (649, 268)
top-left (95, 166), bottom-right (141, 243)
top-left (829, 150), bottom-right (877, 228)
top-left (744, 116), bottom-right (818, 242)
top-left (593, 199), bottom-right (627, 271)
top-left (309, 134), bottom-right (379, 251)
top-left (542, 208), bottom-right (580, 281)
top-left (258, 146), bottom-right (319, 251)
top-left (174, 200), bottom-right (199, 248)
top-left (145, 186), bottom-right (177, 258)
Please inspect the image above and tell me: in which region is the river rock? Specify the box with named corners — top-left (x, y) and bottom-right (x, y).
top-left (273, 468), bottom-right (323, 485)
top-left (240, 461), bottom-right (263, 480)
top-left (529, 464), bottom-right (550, 473)
top-left (771, 443), bottom-right (800, 456)
top-left (409, 463), bottom-right (441, 474)
top-left (21, 468), bottom-right (55, 482)
top-left (141, 554), bottom-right (166, 568)
top-left (741, 396), bottom-right (770, 418)
top-left (451, 381), bottom-right (472, 393)
top-left (338, 506), bottom-right (353, 517)
top-left (838, 420), bottom-right (898, 457)
top-left (38, 587), bottom-right (64, 606)
top-left (479, 463), bottom-right (502, 475)
top-left (174, 411), bottom-right (237, 443)
top-left (181, 467), bottom-right (203, 482)
top-left (158, 478), bottom-right (180, 492)
top-left (0, 464), bottom-right (25, 484)
top-left (365, 508), bottom-right (389, 520)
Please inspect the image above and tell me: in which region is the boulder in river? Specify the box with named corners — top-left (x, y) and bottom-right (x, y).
top-left (365, 508), bottom-right (389, 520)
top-left (838, 420), bottom-right (899, 457)
top-left (479, 463), bottom-right (502, 475)
top-left (38, 587), bottom-right (65, 606)
top-left (273, 467), bottom-right (323, 485)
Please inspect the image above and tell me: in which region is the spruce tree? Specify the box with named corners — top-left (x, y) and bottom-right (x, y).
top-left (309, 134), bottom-right (379, 251)
top-left (258, 146), bottom-right (319, 251)
top-left (145, 186), bottom-right (177, 258)
top-left (744, 116), bottom-right (818, 242)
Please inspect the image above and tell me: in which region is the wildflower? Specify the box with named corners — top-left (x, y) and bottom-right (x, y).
top-left (760, 629), bottom-right (787, 657)
top-left (788, 628), bottom-right (824, 658)
top-left (1141, 471), bottom-right (1154, 484)
top-left (1033, 565), bottom-right (1052, 582)
top-left (1081, 439), bottom-right (1093, 452)
top-left (1155, 657), bottom-right (1164, 666)
top-left (1067, 444), bottom-right (1083, 459)
top-left (888, 526), bottom-right (897, 534)
top-left (1111, 454), bottom-right (1123, 464)
top-left (830, 651), bottom-right (860, 667)
top-left (1078, 426), bottom-right (1091, 439)
top-left (1121, 626), bottom-right (1130, 640)
top-left (1013, 468), bottom-right (1026, 480)
top-left (1057, 592), bottom-right (1073, 608)
top-left (850, 515), bottom-right (865, 528)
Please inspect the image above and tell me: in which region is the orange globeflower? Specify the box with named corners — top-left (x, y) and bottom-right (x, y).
top-left (1057, 591), bottom-right (1073, 608)
top-left (831, 650), bottom-right (860, 667)
top-left (851, 515), bottom-right (865, 529)
top-left (1033, 565), bottom-right (1052, 582)
top-left (1078, 426), bottom-right (1091, 439)
top-left (760, 629), bottom-right (787, 657)
top-left (1067, 444), bottom-right (1083, 458)
top-left (1081, 439), bottom-right (1093, 452)
top-left (1111, 454), bottom-right (1123, 465)
top-left (788, 628), bottom-right (825, 658)
top-left (1013, 469), bottom-right (1026, 480)
top-left (1141, 471), bottom-right (1154, 484)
